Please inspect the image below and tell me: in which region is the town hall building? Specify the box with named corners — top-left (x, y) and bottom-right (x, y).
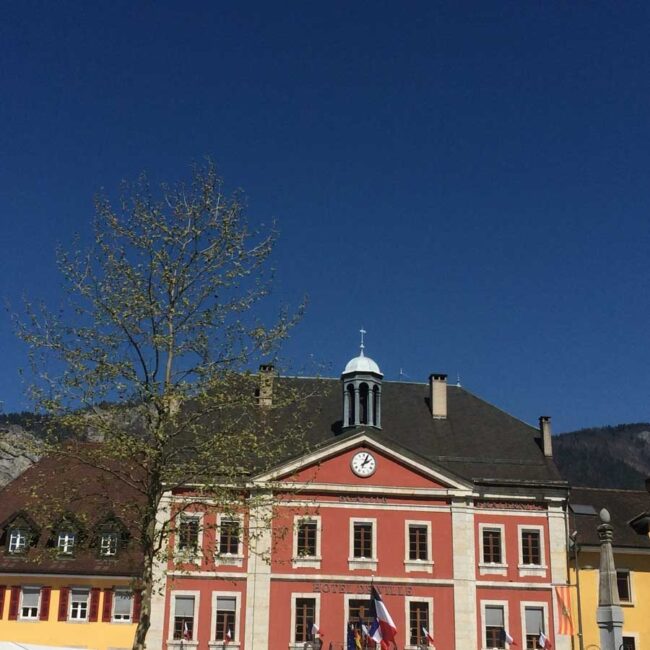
top-left (147, 344), bottom-right (571, 650)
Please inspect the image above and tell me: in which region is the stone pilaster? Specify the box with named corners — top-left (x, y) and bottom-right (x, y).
top-left (547, 503), bottom-right (571, 650)
top-left (148, 492), bottom-right (172, 650)
top-left (451, 496), bottom-right (477, 650)
top-left (244, 499), bottom-right (273, 650)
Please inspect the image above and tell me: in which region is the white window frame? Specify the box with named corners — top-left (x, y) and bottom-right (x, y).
top-left (175, 512), bottom-right (204, 565)
top-left (209, 590), bottom-right (241, 649)
top-left (404, 520), bottom-right (434, 573)
top-left (519, 600), bottom-right (549, 649)
top-left (616, 568), bottom-right (634, 605)
top-left (215, 514), bottom-right (244, 568)
top-left (480, 599), bottom-right (511, 650)
top-left (479, 523), bottom-right (507, 576)
top-left (9, 529), bottom-right (28, 554)
top-left (517, 525), bottom-right (547, 577)
top-left (99, 531), bottom-right (119, 557)
top-left (167, 590), bottom-right (200, 649)
top-left (57, 531), bottom-right (76, 555)
top-left (622, 633), bottom-right (639, 650)
top-left (19, 585), bottom-right (41, 620)
top-left (404, 596), bottom-right (434, 650)
top-left (68, 587), bottom-right (90, 622)
top-left (342, 593), bottom-right (372, 646)
top-left (292, 515), bottom-right (322, 569)
top-left (290, 592), bottom-right (321, 650)
top-left (348, 517), bottom-right (377, 571)
top-left (112, 589), bottom-right (133, 623)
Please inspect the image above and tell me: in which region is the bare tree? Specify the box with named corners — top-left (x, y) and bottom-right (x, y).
top-left (13, 161), bottom-right (311, 650)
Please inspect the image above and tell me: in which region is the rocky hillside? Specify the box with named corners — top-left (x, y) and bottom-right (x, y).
top-left (0, 413), bottom-right (42, 488)
top-left (554, 423), bottom-right (650, 490)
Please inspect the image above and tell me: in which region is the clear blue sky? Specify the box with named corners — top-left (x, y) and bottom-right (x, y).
top-left (2, 1), bottom-right (650, 432)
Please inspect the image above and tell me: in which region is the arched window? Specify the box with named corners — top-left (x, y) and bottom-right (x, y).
top-left (372, 386), bottom-right (380, 426)
top-left (359, 383), bottom-right (369, 425)
top-left (347, 384), bottom-right (355, 426)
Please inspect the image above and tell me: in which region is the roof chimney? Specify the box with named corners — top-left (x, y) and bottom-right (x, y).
top-left (539, 416), bottom-right (553, 457)
top-left (429, 373), bottom-right (447, 419)
top-left (258, 364), bottom-right (275, 407)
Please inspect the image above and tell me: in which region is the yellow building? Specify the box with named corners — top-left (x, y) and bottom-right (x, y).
top-left (0, 454), bottom-right (143, 650)
top-left (569, 487), bottom-right (650, 650)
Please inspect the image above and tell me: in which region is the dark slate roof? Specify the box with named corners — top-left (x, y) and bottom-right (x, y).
top-left (569, 486), bottom-right (650, 549)
top-left (275, 377), bottom-right (565, 487)
top-left (0, 453), bottom-right (144, 576)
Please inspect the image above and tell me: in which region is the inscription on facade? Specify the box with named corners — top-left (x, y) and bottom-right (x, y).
top-left (475, 500), bottom-right (545, 511)
top-left (312, 583), bottom-right (413, 595)
top-left (338, 495), bottom-right (388, 504)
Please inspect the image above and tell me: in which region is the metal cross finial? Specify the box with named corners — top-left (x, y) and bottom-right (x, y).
top-left (359, 328), bottom-right (366, 355)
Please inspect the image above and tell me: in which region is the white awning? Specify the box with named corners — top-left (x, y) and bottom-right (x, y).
top-left (0, 643), bottom-right (96, 650)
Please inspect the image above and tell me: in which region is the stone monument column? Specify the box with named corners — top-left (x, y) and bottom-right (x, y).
top-left (596, 508), bottom-right (624, 650)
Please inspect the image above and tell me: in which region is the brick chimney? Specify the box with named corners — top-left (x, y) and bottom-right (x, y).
top-left (429, 373), bottom-right (447, 419)
top-left (539, 416), bottom-right (553, 457)
top-left (258, 364), bottom-right (275, 407)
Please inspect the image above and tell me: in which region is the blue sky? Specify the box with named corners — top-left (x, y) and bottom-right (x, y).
top-left (1, 1), bottom-right (650, 432)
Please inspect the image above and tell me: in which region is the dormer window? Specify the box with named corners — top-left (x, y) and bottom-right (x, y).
top-left (100, 532), bottom-right (118, 557)
top-left (8, 529), bottom-right (28, 554)
top-left (57, 531), bottom-right (76, 555)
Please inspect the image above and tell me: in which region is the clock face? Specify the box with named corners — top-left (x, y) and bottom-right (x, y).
top-left (350, 451), bottom-right (377, 477)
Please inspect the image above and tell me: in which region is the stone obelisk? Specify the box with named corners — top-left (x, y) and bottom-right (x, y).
top-left (596, 508), bottom-right (624, 650)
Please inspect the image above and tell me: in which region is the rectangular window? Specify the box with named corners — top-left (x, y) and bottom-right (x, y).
top-left (485, 605), bottom-right (505, 648)
top-left (622, 637), bottom-right (636, 650)
top-left (482, 529), bottom-right (502, 564)
top-left (173, 596), bottom-right (195, 640)
top-left (9, 530), bottom-right (27, 554)
top-left (178, 516), bottom-right (199, 553)
top-left (617, 571), bottom-right (631, 602)
top-left (409, 601), bottom-right (429, 645)
top-left (353, 522), bottom-right (373, 559)
top-left (348, 599), bottom-right (372, 626)
top-left (20, 586), bottom-right (40, 619)
top-left (521, 530), bottom-right (541, 565)
top-left (219, 518), bottom-right (240, 556)
top-left (100, 532), bottom-right (118, 557)
top-left (297, 520), bottom-right (318, 557)
top-left (524, 607), bottom-right (544, 650)
top-left (69, 588), bottom-right (89, 621)
top-left (294, 597), bottom-right (316, 643)
top-left (215, 596), bottom-right (236, 642)
top-left (409, 525), bottom-right (428, 561)
top-left (58, 532), bottom-right (76, 555)
top-left (113, 590), bottom-right (133, 622)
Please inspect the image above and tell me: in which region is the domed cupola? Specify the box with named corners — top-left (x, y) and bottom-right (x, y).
top-left (342, 329), bottom-right (383, 429)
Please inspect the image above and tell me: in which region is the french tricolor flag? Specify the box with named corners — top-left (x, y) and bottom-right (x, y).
top-left (370, 586), bottom-right (397, 644)
top-left (422, 626), bottom-right (435, 647)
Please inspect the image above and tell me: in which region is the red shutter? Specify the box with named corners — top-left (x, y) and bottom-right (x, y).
top-left (0, 586), bottom-right (6, 620)
top-left (132, 590), bottom-right (142, 623)
top-left (89, 587), bottom-right (100, 622)
top-left (102, 588), bottom-right (113, 622)
top-left (39, 586), bottom-right (51, 620)
top-left (8, 586), bottom-right (20, 621)
top-left (58, 587), bottom-right (69, 621)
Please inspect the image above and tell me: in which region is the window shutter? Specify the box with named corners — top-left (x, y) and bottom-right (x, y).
top-left (58, 587), bottom-right (70, 621)
top-left (102, 588), bottom-right (113, 622)
top-left (132, 590), bottom-right (142, 623)
top-left (89, 587), bottom-right (100, 622)
top-left (0, 586), bottom-right (6, 620)
top-left (8, 586), bottom-right (20, 621)
top-left (39, 586), bottom-right (52, 620)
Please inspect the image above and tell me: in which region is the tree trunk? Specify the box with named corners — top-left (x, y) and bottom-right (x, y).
top-left (132, 552), bottom-right (155, 650)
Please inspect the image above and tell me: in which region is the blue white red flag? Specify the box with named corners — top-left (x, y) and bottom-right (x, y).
top-left (370, 586), bottom-right (397, 645)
